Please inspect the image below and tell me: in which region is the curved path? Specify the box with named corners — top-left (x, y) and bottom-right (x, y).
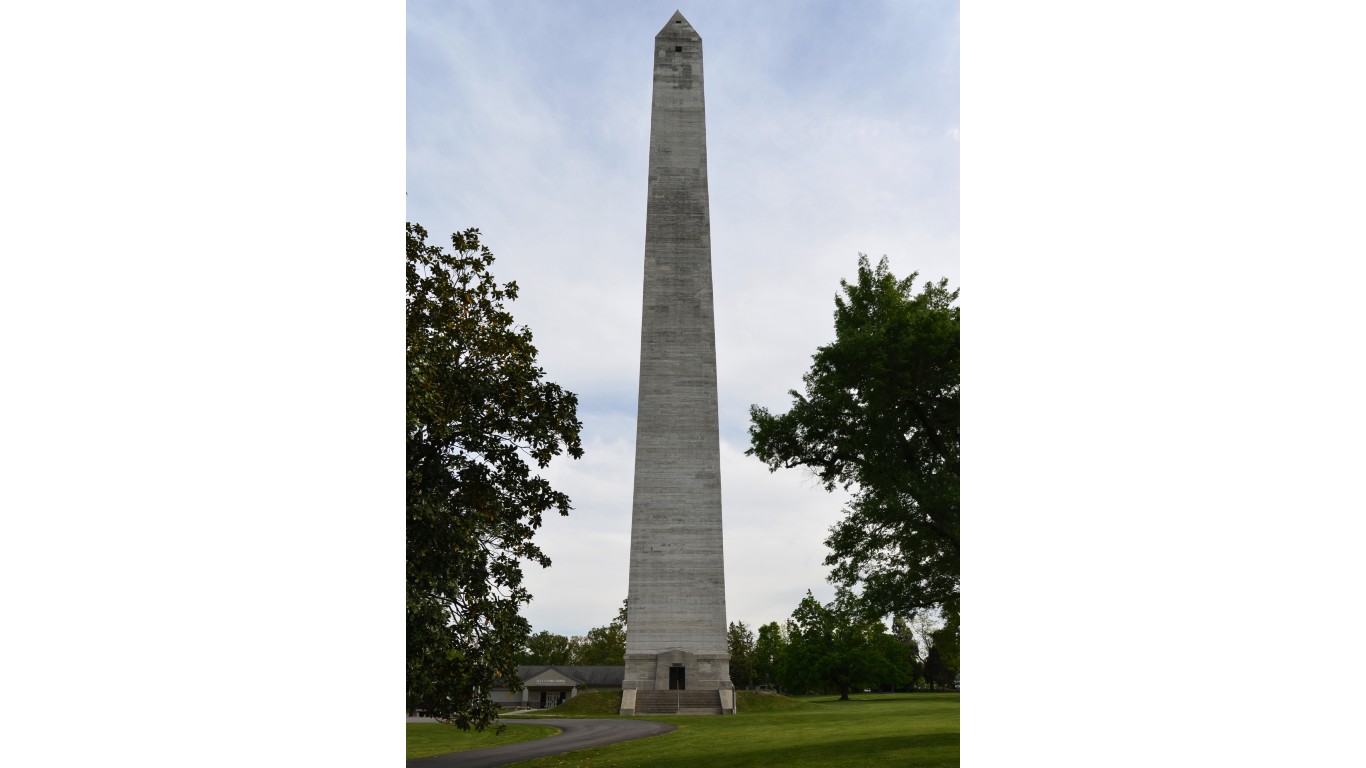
top-left (406, 718), bottom-right (676, 768)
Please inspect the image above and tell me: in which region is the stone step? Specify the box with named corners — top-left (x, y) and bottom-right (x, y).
top-left (635, 691), bottom-right (719, 703)
top-left (632, 690), bottom-right (723, 714)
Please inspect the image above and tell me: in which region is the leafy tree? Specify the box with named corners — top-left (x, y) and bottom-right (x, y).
top-left (782, 591), bottom-right (890, 700)
top-left (776, 620), bottom-right (807, 695)
top-left (570, 603), bottom-right (627, 666)
top-left (891, 615), bottom-right (925, 689)
top-left (727, 621), bottom-right (756, 689)
top-left (892, 615), bottom-right (917, 653)
top-left (749, 255), bottom-right (959, 623)
top-left (870, 621), bottom-right (917, 692)
top-left (406, 223), bottom-right (583, 730)
top-left (924, 645), bottom-right (951, 691)
top-left (929, 610), bottom-right (959, 688)
top-left (518, 630), bottom-right (573, 666)
top-left (753, 621), bottom-right (788, 690)
top-left (908, 609), bottom-right (944, 661)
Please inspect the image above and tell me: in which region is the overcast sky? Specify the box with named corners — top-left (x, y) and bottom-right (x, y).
top-left (408, 1), bottom-right (958, 637)
top-left (10, 3), bottom-right (1366, 764)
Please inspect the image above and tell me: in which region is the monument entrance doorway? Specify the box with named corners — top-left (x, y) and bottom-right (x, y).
top-left (668, 666), bottom-right (686, 690)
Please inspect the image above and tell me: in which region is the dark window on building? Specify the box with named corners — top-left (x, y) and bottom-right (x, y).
top-left (675, 46), bottom-right (682, 52)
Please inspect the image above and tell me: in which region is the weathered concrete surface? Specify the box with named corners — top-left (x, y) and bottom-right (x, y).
top-left (623, 10), bottom-right (732, 696)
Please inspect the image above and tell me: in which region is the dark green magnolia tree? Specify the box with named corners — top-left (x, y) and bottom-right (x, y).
top-left (407, 223), bottom-right (583, 730)
top-left (749, 255), bottom-right (959, 624)
top-left (727, 620), bottom-right (757, 689)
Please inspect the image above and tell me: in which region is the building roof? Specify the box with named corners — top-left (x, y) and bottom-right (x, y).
top-left (513, 665), bottom-right (625, 687)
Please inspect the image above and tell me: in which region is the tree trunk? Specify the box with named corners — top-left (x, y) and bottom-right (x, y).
top-left (837, 684), bottom-right (850, 701)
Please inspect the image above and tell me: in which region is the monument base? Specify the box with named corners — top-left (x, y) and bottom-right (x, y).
top-left (620, 650), bottom-right (735, 715)
top-left (622, 650), bottom-right (733, 691)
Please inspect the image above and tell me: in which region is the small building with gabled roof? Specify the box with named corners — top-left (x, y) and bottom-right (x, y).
top-left (490, 665), bottom-right (627, 709)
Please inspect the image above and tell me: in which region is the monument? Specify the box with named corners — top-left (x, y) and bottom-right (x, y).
top-left (620, 11), bottom-right (735, 716)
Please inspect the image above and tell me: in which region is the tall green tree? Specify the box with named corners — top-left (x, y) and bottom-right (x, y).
top-left (570, 602), bottom-right (627, 666)
top-left (782, 591), bottom-right (889, 700)
top-left (406, 223), bottom-right (583, 730)
top-left (869, 621), bottom-right (917, 692)
top-left (892, 616), bottom-right (926, 689)
top-left (753, 621), bottom-right (788, 690)
top-left (749, 255), bottom-right (959, 623)
top-left (929, 610), bottom-right (959, 688)
top-left (518, 630), bottom-right (573, 666)
top-left (924, 645), bottom-right (951, 691)
top-left (727, 620), bottom-right (756, 689)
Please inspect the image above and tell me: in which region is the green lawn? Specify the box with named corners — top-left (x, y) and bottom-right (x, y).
top-left (406, 722), bottom-right (560, 759)
top-left (513, 692), bottom-right (959, 767)
top-left (505, 690), bottom-right (624, 718)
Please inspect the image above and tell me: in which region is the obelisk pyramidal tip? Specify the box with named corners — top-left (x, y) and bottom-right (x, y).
top-left (660, 10), bottom-right (694, 33)
top-left (620, 12), bottom-right (734, 716)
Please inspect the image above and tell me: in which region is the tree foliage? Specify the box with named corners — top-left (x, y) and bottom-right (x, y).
top-left (890, 616), bottom-right (926, 688)
top-left (871, 619), bottom-right (919, 692)
top-left (781, 591), bottom-right (890, 700)
top-left (727, 621), bottom-right (757, 689)
top-left (406, 223), bottom-right (583, 729)
top-left (568, 600), bottom-right (627, 666)
top-left (749, 255), bottom-right (959, 622)
top-left (753, 621), bottom-right (788, 690)
top-left (928, 610), bottom-right (959, 688)
top-left (518, 631), bottom-right (574, 666)
top-left (924, 646), bottom-right (951, 691)
top-left (570, 621), bottom-right (626, 666)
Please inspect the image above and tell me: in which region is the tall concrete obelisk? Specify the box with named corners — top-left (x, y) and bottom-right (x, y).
top-left (621, 11), bottom-right (733, 715)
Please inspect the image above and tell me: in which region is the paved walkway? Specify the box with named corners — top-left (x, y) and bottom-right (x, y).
top-left (406, 717), bottom-right (676, 768)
